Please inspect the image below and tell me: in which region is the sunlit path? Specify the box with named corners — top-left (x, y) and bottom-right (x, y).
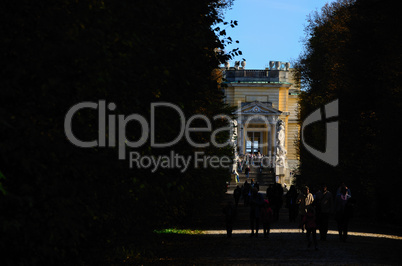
top-left (202, 229), bottom-right (402, 240)
top-left (139, 170), bottom-right (402, 264)
top-left (146, 226), bottom-right (402, 265)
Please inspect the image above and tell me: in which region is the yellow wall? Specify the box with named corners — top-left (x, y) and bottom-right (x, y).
top-left (225, 84), bottom-right (280, 109)
top-left (225, 76), bottom-right (300, 164)
top-left (287, 123), bottom-right (299, 160)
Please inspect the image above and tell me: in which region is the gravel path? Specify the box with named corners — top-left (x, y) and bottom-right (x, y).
top-left (134, 187), bottom-right (402, 265)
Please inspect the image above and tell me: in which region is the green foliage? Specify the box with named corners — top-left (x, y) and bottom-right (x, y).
top-left (154, 228), bottom-right (204, 235)
top-left (294, 0), bottom-right (402, 221)
top-left (0, 0), bottom-right (238, 264)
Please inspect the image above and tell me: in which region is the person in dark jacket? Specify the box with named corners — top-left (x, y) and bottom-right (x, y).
top-left (233, 185), bottom-right (241, 207)
top-left (303, 205), bottom-right (318, 250)
top-left (249, 187), bottom-right (264, 237)
top-left (316, 185), bottom-right (333, 240)
top-left (271, 183), bottom-right (283, 222)
top-left (261, 199), bottom-right (273, 238)
top-left (245, 164), bottom-right (250, 179)
top-left (222, 201), bottom-right (237, 238)
top-left (285, 185), bottom-right (298, 222)
top-left (242, 181), bottom-right (251, 206)
top-left (335, 185), bottom-right (353, 242)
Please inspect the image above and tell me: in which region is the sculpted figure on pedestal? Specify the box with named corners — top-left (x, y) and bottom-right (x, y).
top-left (276, 120), bottom-right (287, 168)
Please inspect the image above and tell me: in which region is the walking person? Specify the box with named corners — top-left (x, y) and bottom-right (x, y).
top-left (335, 185), bottom-right (353, 242)
top-left (245, 164), bottom-right (250, 179)
top-left (286, 185), bottom-right (298, 222)
top-left (271, 183), bottom-right (284, 222)
top-left (242, 181), bottom-right (251, 206)
top-left (336, 182), bottom-right (352, 197)
top-left (222, 201), bottom-right (237, 238)
top-left (233, 185), bottom-right (241, 207)
top-left (249, 187), bottom-right (264, 237)
top-left (303, 206), bottom-right (318, 250)
top-left (266, 184), bottom-right (273, 204)
top-left (317, 185), bottom-right (333, 240)
top-left (297, 186), bottom-right (314, 232)
top-left (232, 169), bottom-right (240, 184)
top-left (237, 158), bottom-right (243, 173)
top-left (261, 199), bottom-right (273, 238)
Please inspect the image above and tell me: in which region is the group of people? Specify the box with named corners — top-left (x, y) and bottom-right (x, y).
top-left (236, 153), bottom-right (272, 176)
top-left (224, 180), bottom-right (287, 239)
top-left (286, 183), bottom-right (355, 247)
top-left (223, 181), bottom-right (355, 250)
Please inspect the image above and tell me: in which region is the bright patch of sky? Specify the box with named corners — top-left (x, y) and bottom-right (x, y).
top-left (221, 0), bottom-right (333, 69)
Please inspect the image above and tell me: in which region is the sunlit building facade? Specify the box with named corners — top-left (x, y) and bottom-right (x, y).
top-left (222, 60), bottom-right (300, 184)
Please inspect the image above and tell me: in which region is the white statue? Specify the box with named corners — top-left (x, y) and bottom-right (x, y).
top-left (275, 61), bottom-right (281, 70)
top-left (241, 60), bottom-right (246, 69)
top-left (275, 120), bottom-right (288, 168)
top-left (269, 61), bottom-right (275, 70)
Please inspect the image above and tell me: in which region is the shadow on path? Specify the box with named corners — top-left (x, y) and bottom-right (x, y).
top-left (147, 231), bottom-right (402, 265)
top-left (132, 190), bottom-right (402, 265)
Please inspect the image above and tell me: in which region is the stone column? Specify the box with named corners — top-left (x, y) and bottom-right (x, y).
top-left (271, 122), bottom-right (276, 168)
top-left (267, 124), bottom-right (271, 158)
top-left (261, 131), bottom-right (264, 154)
top-left (238, 121), bottom-right (244, 155)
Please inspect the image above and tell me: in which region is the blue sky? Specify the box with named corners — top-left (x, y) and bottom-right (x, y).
top-left (221, 0), bottom-right (332, 69)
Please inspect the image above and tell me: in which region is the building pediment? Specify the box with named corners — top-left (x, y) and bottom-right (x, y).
top-left (234, 101), bottom-right (282, 115)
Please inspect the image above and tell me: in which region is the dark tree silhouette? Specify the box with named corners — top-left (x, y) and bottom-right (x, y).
top-left (0, 0), bottom-right (238, 264)
top-left (294, 0), bottom-right (401, 222)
